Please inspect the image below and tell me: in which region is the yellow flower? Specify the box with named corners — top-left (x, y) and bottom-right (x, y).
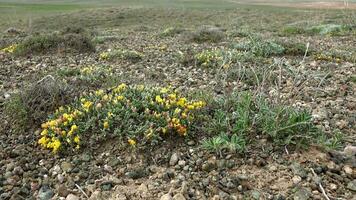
top-left (177, 98), bottom-right (187, 107)
top-left (61, 131), bottom-right (66, 136)
top-left (174, 108), bottom-right (181, 115)
top-left (41, 129), bottom-right (48, 136)
top-left (155, 95), bottom-right (163, 104)
top-left (160, 87), bottom-right (169, 94)
top-left (107, 112), bottom-right (114, 118)
top-left (82, 101), bottom-right (93, 112)
top-left (52, 139), bottom-right (61, 153)
top-left (168, 93), bottom-right (177, 101)
top-left (117, 95), bottom-right (124, 101)
top-left (128, 139), bottom-right (136, 147)
top-left (137, 85), bottom-right (144, 91)
top-left (103, 121), bottom-right (109, 129)
top-left (74, 135), bottom-right (80, 144)
top-left (162, 127), bottom-right (167, 134)
top-left (186, 104), bottom-right (195, 110)
top-left (96, 89), bottom-right (105, 96)
top-left (41, 122), bottom-right (49, 129)
top-left (38, 136), bottom-right (49, 147)
top-left (146, 128), bottom-right (154, 138)
top-left (113, 83), bottom-right (127, 93)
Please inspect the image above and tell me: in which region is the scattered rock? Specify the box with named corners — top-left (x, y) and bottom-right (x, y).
top-left (173, 193), bottom-right (186, 200)
top-left (293, 187), bottom-right (311, 200)
top-left (38, 185), bottom-right (54, 200)
top-left (61, 162), bottom-right (73, 173)
top-left (160, 193), bottom-right (172, 200)
top-left (66, 194), bottom-right (80, 200)
top-left (347, 180), bottom-right (356, 191)
top-left (170, 153), bottom-right (179, 166)
top-left (291, 163), bottom-right (307, 179)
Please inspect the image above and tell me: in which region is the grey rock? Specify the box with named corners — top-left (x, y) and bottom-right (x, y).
top-left (293, 187), bottom-right (311, 200)
top-left (61, 162), bottom-right (73, 173)
top-left (170, 153), bottom-right (179, 166)
top-left (66, 194), bottom-right (80, 200)
top-left (347, 180), bottom-right (356, 191)
top-left (173, 193), bottom-right (186, 200)
top-left (38, 185), bottom-right (54, 200)
top-left (291, 163), bottom-right (307, 179)
top-left (251, 190), bottom-right (260, 200)
top-left (160, 193), bottom-right (172, 200)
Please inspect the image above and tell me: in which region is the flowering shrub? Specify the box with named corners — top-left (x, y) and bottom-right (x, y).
top-left (38, 84), bottom-right (206, 153)
top-left (195, 48), bottom-right (239, 68)
top-left (1, 44), bottom-right (17, 53)
top-left (99, 49), bottom-right (143, 62)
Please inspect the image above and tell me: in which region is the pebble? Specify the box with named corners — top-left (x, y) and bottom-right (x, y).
top-left (66, 194), bottom-right (80, 200)
top-left (38, 185), bottom-right (54, 200)
top-left (170, 153), bottom-right (179, 166)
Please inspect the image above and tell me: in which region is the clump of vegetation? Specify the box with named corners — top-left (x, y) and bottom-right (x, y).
top-left (161, 27), bottom-right (184, 37)
top-left (280, 24), bottom-right (354, 36)
top-left (38, 84), bottom-right (206, 153)
top-left (4, 76), bottom-right (71, 132)
top-left (232, 37), bottom-right (285, 57)
top-left (57, 65), bottom-right (119, 89)
top-left (0, 44), bottom-right (17, 53)
top-left (14, 29), bottom-right (95, 56)
top-left (280, 26), bottom-right (305, 36)
top-left (187, 26), bottom-right (225, 43)
top-left (307, 24), bottom-right (353, 36)
top-left (100, 49), bottom-right (143, 62)
top-left (276, 41), bottom-right (309, 56)
top-left (202, 92), bottom-right (320, 154)
top-left (194, 48), bottom-right (241, 68)
top-left (202, 133), bottom-right (246, 155)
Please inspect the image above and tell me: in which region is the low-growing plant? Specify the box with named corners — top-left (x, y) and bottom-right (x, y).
top-left (232, 37), bottom-right (285, 57)
top-left (202, 133), bottom-right (246, 155)
top-left (38, 84), bottom-right (206, 153)
top-left (100, 49), bottom-right (143, 62)
top-left (194, 48), bottom-right (241, 68)
top-left (280, 26), bottom-right (305, 36)
top-left (4, 76), bottom-right (71, 132)
top-left (14, 32), bottom-right (95, 56)
top-left (202, 92), bottom-right (319, 151)
top-left (317, 131), bottom-right (344, 150)
top-left (255, 97), bottom-right (316, 147)
top-left (187, 26), bottom-right (225, 43)
top-left (161, 27), bottom-right (184, 37)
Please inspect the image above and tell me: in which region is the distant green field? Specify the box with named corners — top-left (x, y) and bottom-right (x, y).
top-left (0, 0), bottom-right (355, 32)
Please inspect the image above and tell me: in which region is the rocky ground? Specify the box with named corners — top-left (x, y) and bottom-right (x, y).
top-left (0, 6), bottom-right (356, 200)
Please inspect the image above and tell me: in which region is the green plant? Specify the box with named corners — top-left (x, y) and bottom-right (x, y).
top-left (100, 49), bottom-right (143, 62)
top-left (202, 133), bottom-right (246, 155)
top-left (38, 84), bottom-right (206, 153)
top-left (194, 48), bottom-right (241, 68)
top-left (161, 27), bottom-right (184, 37)
top-left (232, 36), bottom-right (285, 57)
top-left (256, 98), bottom-right (316, 147)
top-left (317, 131), bottom-right (344, 150)
top-left (4, 93), bottom-right (29, 132)
top-left (14, 31), bottom-right (95, 56)
top-left (188, 26), bottom-right (225, 43)
top-left (280, 26), bottom-right (305, 36)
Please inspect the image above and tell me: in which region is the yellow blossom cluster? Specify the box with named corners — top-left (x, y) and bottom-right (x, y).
top-left (1, 44), bottom-right (17, 53)
top-left (38, 83), bottom-right (205, 153)
top-left (195, 48), bottom-right (235, 68)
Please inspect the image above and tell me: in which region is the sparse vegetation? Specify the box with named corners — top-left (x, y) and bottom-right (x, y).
top-left (187, 26), bottom-right (225, 43)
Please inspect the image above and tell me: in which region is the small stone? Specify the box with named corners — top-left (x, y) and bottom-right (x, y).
top-left (173, 193), bottom-right (186, 200)
top-left (57, 185), bottom-right (70, 197)
top-left (292, 176), bottom-right (302, 184)
top-left (178, 160), bottom-right (186, 166)
top-left (343, 165), bottom-right (353, 175)
top-left (343, 146), bottom-right (356, 157)
top-left (61, 162), bottom-right (73, 173)
top-left (330, 183), bottom-right (337, 190)
top-left (13, 166), bottom-right (23, 175)
top-left (58, 174), bottom-right (65, 183)
top-left (100, 181), bottom-right (114, 191)
top-left (347, 180), bottom-right (356, 191)
top-left (251, 190), bottom-right (260, 200)
top-left (170, 153), bottom-right (179, 166)
top-left (160, 193), bottom-right (172, 200)
top-left (66, 194), bottom-right (79, 200)
top-left (138, 183), bottom-right (148, 193)
top-left (291, 163), bottom-right (307, 179)
top-left (38, 185), bottom-right (54, 200)
top-left (293, 187), bottom-right (311, 200)
top-left (80, 154), bottom-right (91, 162)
